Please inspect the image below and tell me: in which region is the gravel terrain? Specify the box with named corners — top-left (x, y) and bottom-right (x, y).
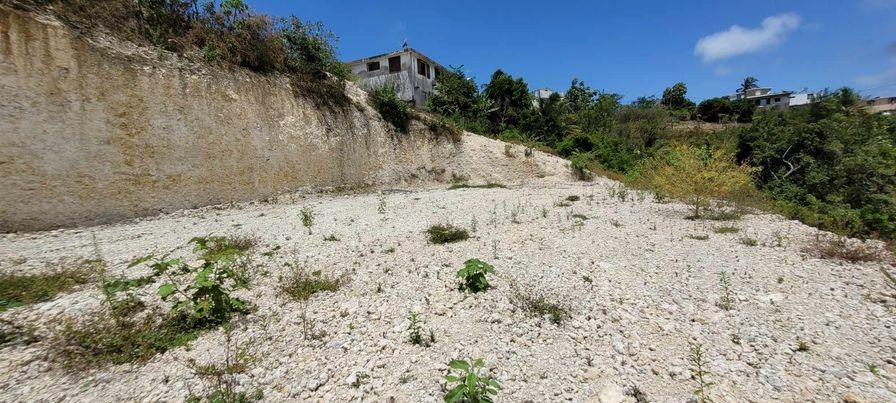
top-left (1, 149), bottom-right (895, 402)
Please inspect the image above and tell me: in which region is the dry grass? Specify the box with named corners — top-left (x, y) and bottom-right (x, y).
top-left (803, 235), bottom-right (886, 263)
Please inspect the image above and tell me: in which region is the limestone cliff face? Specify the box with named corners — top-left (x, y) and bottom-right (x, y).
top-left (0, 6), bottom-right (467, 232)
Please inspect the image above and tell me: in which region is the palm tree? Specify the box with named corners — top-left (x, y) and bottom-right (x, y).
top-left (737, 77), bottom-right (759, 96)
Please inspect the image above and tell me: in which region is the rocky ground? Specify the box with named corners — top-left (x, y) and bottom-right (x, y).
top-left (1, 155), bottom-right (895, 402)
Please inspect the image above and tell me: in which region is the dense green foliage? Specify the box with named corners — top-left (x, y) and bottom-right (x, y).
top-left (429, 68), bottom-right (894, 240)
top-left (27, 0), bottom-right (349, 84)
top-left (736, 89), bottom-right (896, 238)
top-left (457, 259), bottom-right (495, 293)
top-left (444, 358), bottom-right (501, 403)
top-left (369, 85), bottom-right (412, 132)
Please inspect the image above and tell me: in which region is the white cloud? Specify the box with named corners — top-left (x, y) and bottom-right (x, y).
top-left (695, 13), bottom-right (801, 63)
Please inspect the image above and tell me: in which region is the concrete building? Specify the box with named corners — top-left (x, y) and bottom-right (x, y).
top-left (865, 96), bottom-right (896, 115)
top-left (728, 87), bottom-right (794, 109)
top-left (789, 91), bottom-right (818, 107)
top-left (346, 48), bottom-right (445, 108)
top-left (531, 87), bottom-right (560, 107)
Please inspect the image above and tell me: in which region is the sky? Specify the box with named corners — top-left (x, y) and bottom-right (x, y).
top-left (248, 0), bottom-right (896, 102)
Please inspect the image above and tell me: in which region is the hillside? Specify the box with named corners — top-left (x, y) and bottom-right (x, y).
top-left (1, 3), bottom-right (895, 403)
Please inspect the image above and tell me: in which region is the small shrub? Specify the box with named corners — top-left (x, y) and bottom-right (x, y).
top-left (688, 343), bottom-right (714, 403)
top-left (566, 195), bottom-right (580, 202)
top-left (570, 152), bottom-right (593, 181)
top-left (300, 207), bottom-right (314, 235)
top-left (444, 359), bottom-right (501, 403)
top-left (796, 340), bottom-right (811, 352)
top-left (0, 259), bottom-right (99, 310)
top-left (369, 85), bottom-right (412, 132)
top-left (740, 237), bottom-right (758, 246)
top-left (186, 324), bottom-right (262, 403)
top-left (154, 237), bottom-right (254, 327)
top-left (407, 312), bottom-right (429, 346)
top-left (323, 235), bottom-right (339, 241)
top-left (643, 145), bottom-right (755, 219)
top-left (279, 265), bottom-right (341, 301)
top-left (192, 235), bottom-right (258, 260)
top-left (457, 259), bottom-right (494, 293)
top-left (803, 235), bottom-right (883, 263)
top-left (717, 272), bottom-right (735, 311)
top-left (426, 224), bottom-right (470, 244)
top-left (713, 226), bottom-right (739, 234)
top-left (687, 234), bottom-right (709, 241)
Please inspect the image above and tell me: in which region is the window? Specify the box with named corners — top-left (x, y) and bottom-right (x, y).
top-left (388, 56), bottom-right (401, 73)
top-left (366, 61), bottom-right (380, 72)
top-left (774, 97), bottom-right (780, 103)
top-left (755, 100), bottom-right (761, 106)
top-left (417, 59), bottom-right (430, 78)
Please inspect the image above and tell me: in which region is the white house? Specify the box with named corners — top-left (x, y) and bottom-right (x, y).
top-left (346, 48), bottom-right (445, 108)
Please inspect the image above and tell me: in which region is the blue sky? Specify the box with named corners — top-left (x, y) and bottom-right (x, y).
top-left (248, 0), bottom-right (896, 102)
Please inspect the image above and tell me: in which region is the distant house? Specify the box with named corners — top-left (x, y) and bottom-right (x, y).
top-left (789, 90), bottom-right (818, 107)
top-left (346, 47), bottom-right (446, 108)
top-left (531, 87), bottom-right (560, 107)
top-left (865, 96), bottom-right (896, 115)
top-left (728, 87), bottom-right (794, 109)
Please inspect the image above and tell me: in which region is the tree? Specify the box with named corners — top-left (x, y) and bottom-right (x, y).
top-left (737, 76), bottom-right (759, 95)
top-left (564, 78), bottom-right (597, 114)
top-left (631, 95), bottom-right (659, 109)
top-left (644, 145), bottom-right (755, 218)
top-left (660, 82), bottom-right (696, 114)
top-left (696, 97), bottom-right (733, 123)
top-left (482, 70), bottom-right (532, 132)
top-left (428, 66), bottom-right (490, 131)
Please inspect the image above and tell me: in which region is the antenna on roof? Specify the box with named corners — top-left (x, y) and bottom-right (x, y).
top-left (402, 38), bottom-right (408, 50)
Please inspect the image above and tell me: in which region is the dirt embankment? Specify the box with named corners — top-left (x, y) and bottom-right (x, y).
top-left (0, 6), bottom-right (569, 232)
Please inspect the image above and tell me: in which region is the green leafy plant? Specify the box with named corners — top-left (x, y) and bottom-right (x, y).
top-left (370, 84), bottom-right (412, 132)
top-left (718, 272), bottom-right (735, 311)
top-left (688, 343), bottom-right (714, 403)
top-left (155, 238), bottom-right (252, 327)
top-left (444, 358), bottom-right (501, 403)
top-left (407, 312), bottom-right (427, 346)
top-left (300, 207), bottom-right (314, 235)
top-left (457, 259), bottom-right (494, 293)
top-left (427, 224), bottom-right (470, 244)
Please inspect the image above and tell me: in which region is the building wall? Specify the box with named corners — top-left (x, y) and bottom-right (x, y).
top-left (348, 50), bottom-right (438, 107)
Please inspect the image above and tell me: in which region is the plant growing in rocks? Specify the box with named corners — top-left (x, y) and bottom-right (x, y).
top-left (279, 264), bottom-right (341, 301)
top-left (688, 343), bottom-right (714, 403)
top-left (427, 224), bottom-right (470, 244)
top-left (186, 324), bottom-right (262, 403)
top-left (444, 358), bottom-right (501, 403)
top-left (155, 239), bottom-right (252, 327)
top-left (717, 271), bottom-right (735, 311)
top-left (300, 207), bottom-right (315, 235)
top-left (407, 312), bottom-right (429, 346)
top-left (457, 259), bottom-right (495, 293)
top-left (0, 259), bottom-right (100, 310)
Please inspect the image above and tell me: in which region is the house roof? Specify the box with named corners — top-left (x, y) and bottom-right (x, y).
top-left (345, 48), bottom-right (447, 71)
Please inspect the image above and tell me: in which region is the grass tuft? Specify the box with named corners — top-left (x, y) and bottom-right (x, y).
top-left (448, 183), bottom-right (507, 190)
top-left (0, 259), bottom-right (100, 311)
top-left (279, 265), bottom-right (341, 301)
top-left (426, 224), bottom-right (470, 244)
